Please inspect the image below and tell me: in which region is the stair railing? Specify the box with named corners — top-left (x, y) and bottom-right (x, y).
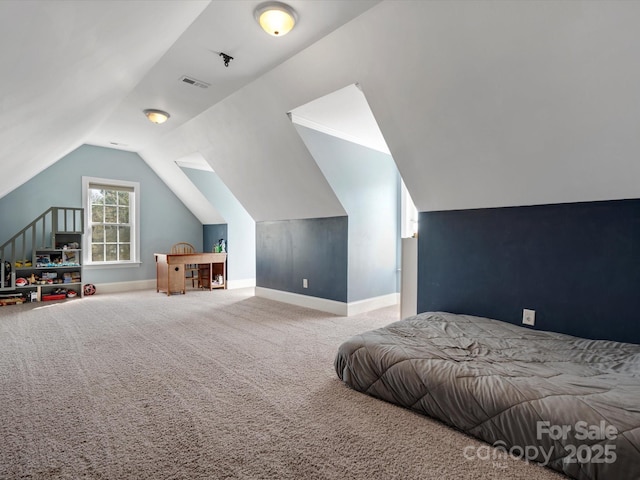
top-left (0, 207), bottom-right (83, 291)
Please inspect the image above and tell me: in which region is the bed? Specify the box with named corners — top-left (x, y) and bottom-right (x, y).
top-left (334, 312), bottom-right (640, 480)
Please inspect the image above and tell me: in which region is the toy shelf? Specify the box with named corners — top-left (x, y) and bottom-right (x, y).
top-left (0, 207), bottom-right (84, 304)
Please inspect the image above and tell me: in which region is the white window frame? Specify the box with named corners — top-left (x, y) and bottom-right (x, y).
top-left (82, 176), bottom-right (141, 267)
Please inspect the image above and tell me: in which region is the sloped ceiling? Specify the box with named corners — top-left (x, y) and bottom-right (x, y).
top-left (290, 84), bottom-right (390, 155)
top-left (3, 1), bottom-right (640, 223)
top-left (0, 0), bottom-right (209, 199)
top-left (0, 0), bottom-right (379, 222)
top-left (142, 0), bottom-right (640, 222)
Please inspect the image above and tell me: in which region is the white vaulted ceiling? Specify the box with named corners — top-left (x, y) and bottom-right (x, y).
top-left (3, 1), bottom-right (640, 223)
top-left (0, 0), bottom-right (379, 220)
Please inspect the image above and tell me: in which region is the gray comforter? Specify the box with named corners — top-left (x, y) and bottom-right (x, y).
top-left (335, 312), bottom-right (640, 480)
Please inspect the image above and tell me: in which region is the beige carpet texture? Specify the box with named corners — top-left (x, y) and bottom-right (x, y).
top-left (0, 289), bottom-right (565, 479)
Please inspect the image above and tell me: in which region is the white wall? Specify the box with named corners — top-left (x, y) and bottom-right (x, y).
top-left (141, 1), bottom-right (640, 219)
top-left (181, 166), bottom-right (256, 285)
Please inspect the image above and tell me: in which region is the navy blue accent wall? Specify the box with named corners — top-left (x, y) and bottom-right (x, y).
top-left (203, 224), bottom-right (227, 252)
top-left (418, 199), bottom-right (640, 344)
top-left (256, 216), bottom-right (348, 302)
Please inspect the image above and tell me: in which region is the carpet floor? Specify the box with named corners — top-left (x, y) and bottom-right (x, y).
top-left (0, 288), bottom-right (565, 479)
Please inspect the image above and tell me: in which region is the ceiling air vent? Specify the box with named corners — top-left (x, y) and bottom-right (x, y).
top-left (179, 75), bottom-right (210, 89)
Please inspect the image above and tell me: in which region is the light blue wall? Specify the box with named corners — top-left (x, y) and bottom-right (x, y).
top-left (0, 145), bottom-right (202, 284)
top-left (295, 126), bottom-right (400, 302)
top-left (181, 167), bottom-right (256, 283)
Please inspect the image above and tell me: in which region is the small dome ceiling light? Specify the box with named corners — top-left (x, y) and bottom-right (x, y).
top-left (143, 109), bottom-right (170, 124)
top-left (254, 1), bottom-right (297, 37)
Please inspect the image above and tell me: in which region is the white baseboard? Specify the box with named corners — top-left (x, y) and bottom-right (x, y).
top-left (89, 282), bottom-right (396, 316)
top-left (227, 278), bottom-right (256, 290)
top-left (347, 292), bottom-right (399, 316)
top-left (255, 287), bottom-right (399, 316)
top-left (92, 279), bottom-right (156, 295)
top-left (91, 278), bottom-right (255, 295)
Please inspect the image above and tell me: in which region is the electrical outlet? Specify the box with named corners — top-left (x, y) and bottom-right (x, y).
top-left (302, 278), bottom-right (308, 288)
top-left (522, 309), bottom-right (535, 326)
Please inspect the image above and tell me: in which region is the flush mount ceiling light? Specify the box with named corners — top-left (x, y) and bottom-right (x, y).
top-left (254, 1), bottom-right (297, 37)
top-left (143, 109), bottom-right (170, 124)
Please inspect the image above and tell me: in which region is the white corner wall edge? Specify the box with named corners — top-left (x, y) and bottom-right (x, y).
top-left (255, 287), bottom-right (398, 316)
top-left (400, 237), bottom-right (418, 319)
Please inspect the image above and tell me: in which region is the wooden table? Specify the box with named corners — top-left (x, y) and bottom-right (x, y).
top-left (155, 252), bottom-right (227, 295)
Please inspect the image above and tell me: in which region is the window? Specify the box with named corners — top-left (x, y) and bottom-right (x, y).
top-left (82, 177), bottom-right (140, 265)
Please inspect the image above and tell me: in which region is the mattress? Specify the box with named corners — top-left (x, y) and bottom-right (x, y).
top-left (335, 312), bottom-right (640, 480)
